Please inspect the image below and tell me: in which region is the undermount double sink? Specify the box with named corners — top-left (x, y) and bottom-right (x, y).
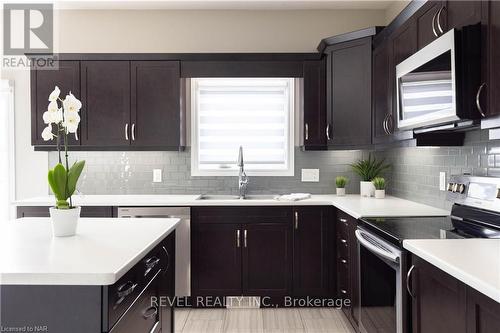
top-left (196, 194), bottom-right (278, 201)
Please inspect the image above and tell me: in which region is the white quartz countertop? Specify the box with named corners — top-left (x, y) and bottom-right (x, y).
top-left (0, 217), bottom-right (180, 286)
top-left (404, 239), bottom-right (500, 303)
top-left (13, 194), bottom-right (449, 219)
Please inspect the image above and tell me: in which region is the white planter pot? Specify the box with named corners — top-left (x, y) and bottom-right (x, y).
top-left (49, 207), bottom-right (81, 237)
top-left (360, 181), bottom-right (376, 197)
top-left (336, 188), bottom-right (346, 196)
top-left (375, 189), bottom-right (386, 199)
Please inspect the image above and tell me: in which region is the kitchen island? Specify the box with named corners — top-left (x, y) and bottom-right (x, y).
top-left (0, 218), bottom-right (179, 333)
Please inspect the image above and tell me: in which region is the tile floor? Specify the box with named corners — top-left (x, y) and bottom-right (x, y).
top-left (174, 308), bottom-right (356, 333)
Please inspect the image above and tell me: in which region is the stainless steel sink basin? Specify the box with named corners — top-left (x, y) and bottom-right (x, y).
top-left (196, 194), bottom-right (278, 201)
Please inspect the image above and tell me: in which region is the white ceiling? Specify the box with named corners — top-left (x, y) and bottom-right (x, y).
top-left (48, 0), bottom-right (397, 10)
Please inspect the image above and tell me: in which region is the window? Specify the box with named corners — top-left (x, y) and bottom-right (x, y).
top-left (0, 80), bottom-right (15, 221)
top-left (191, 78), bottom-right (294, 176)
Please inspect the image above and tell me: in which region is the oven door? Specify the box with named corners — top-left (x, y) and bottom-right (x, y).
top-left (356, 228), bottom-right (403, 333)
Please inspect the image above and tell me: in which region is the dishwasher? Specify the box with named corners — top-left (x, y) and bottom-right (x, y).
top-left (117, 207), bottom-right (191, 298)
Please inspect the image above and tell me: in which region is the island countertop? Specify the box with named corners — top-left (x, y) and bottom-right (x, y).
top-left (0, 217), bottom-right (180, 286)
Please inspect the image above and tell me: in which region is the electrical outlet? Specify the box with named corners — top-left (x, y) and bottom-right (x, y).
top-left (301, 169), bottom-right (319, 182)
top-left (439, 172), bottom-right (446, 191)
top-left (153, 169), bottom-right (162, 183)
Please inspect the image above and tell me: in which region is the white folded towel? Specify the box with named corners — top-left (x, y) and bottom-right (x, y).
top-left (275, 193), bottom-right (311, 201)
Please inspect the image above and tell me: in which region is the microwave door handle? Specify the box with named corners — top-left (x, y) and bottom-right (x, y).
top-left (355, 229), bottom-right (399, 263)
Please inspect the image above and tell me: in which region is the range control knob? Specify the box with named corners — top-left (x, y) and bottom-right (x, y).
top-left (497, 188), bottom-right (500, 199)
top-left (457, 184), bottom-right (466, 194)
top-left (447, 183), bottom-right (455, 192)
top-left (452, 183), bottom-right (460, 193)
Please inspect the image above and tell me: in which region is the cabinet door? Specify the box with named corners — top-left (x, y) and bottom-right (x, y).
top-left (191, 223), bottom-right (242, 297)
top-left (302, 59), bottom-right (327, 149)
top-left (31, 60), bottom-right (80, 146)
top-left (160, 233), bottom-right (175, 333)
top-left (411, 255), bottom-right (466, 333)
top-left (415, 1), bottom-right (446, 50)
top-left (446, 1), bottom-right (482, 30)
top-left (131, 61), bottom-right (181, 148)
top-left (486, 1), bottom-right (500, 117)
top-left (466, 287), bottom-right (500, 333)
top-left (293, 206), bottom-right (331, 297)
top-left (372, 42), bottom-right (395, 144)
top-left (81, 61), bottom-right (130, 147)
top-left (242, 223), bottom-right (292, 298)
top-left (327, 37), bottom-right (372, 147)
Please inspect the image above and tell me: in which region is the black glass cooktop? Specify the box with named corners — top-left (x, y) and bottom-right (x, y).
top-left (359, 216), bottom-right (463, 246)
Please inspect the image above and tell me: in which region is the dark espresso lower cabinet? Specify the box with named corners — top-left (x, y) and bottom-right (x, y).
top-left (191, 207), bottom-right (292, 305)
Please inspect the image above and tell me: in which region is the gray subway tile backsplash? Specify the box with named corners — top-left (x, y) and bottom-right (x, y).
top-left (48, 129), bottom-right (500, 210)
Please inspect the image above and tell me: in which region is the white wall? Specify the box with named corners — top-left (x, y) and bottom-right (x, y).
top-left (7, 9), bottom-right (387, 200)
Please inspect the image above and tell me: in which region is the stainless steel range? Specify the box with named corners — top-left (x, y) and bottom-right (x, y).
top-left (357, 175), bottom-right (500, 333)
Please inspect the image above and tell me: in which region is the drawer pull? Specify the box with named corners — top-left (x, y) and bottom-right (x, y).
top-left (115, 281), bottom-right (138, 306)
top-left (341, 259), bottom-right (347, 264)
top-left (149, 321), bottom-right (160, 333)
top-left (143, 306), bottom-right (158, 319)
top-left (340, 238), bottom-right (347, 244)
top-left (162, 246), bottom-right (170, 273)
top-left (144, 257), bottom-right (160, 276)
top-left (339, 218), bottom-right (347, 223)
top-left (340, 289), bottom-right (347, 295)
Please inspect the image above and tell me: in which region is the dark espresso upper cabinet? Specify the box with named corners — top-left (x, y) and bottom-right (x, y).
top-left (302, 59), bottom-right (327, 150)
top-left (81, 61), bottom-right (131, 147)
top-left (31, 60), bottom-right (80, 147)
top-left (325, 36), bottom-right (373, 148)
top-left (483, 1), bottom-right (500, 118)
top-left (415, 1), bottom-right (446, 50)
top-left (131, 61), bottom-right (181, 149)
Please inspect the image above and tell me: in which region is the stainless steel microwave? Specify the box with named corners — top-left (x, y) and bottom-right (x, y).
top-left (396, 25), bottom-right (481, 131)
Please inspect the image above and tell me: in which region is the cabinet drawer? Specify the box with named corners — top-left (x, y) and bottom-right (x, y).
top-left (110, 271), bottom-right (161, 333)
top-left (106, 240), bottom-right (167, 331)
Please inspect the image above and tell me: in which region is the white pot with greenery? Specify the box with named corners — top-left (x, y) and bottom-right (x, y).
top-left (335, 176), bottom-right (348, 196)
top-left (41, 86), bottom-right (85, 237)
top-left (373, 177), bottom-right (386, 199)
top-left (351, 155), bottom-right (390, 197)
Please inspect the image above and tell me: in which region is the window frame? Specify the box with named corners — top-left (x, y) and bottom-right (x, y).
top-left (190, 77), bottom-right (295, 177)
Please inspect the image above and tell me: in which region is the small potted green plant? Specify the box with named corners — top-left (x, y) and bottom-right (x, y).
top-left (372, 177), bottom-right (386, 199)
top-left (350, 154), bottom-right (390, 197)
top-left (41, 86), bottom-right (85, 237)
top-left (335, 176), bottom-right (348, 196)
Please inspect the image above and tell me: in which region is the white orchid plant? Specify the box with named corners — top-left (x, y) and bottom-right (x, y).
top-left (42, 86), bottom-right (85, 210)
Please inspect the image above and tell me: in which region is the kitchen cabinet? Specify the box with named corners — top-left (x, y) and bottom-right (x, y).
top-left (325, 37), bottom-right (373, 147)
top-left (302, 59), bottom-right (327, 150)
top-left (191, 207), bottom-right (292, 304)
top-left (81, 61), bottom-right (131, 147)
top-left (482, 0), bottom-right (500, 117)
top-left (131, 61), bottom-right (182, 149)
top-left (16, 206), bottom-right (115, 218)
top-left (336, 209), bottom-right (359, 328)
top-left (415, 1), bottom-right (445, 50)
top-left (292, 206), bottom-right (333, 297)
top-left (409, 255), bottom-right (467, 333)
top-left (466, 287), bottom-right (500, 333)
top-left (30, 60), bottom-right (80, 147)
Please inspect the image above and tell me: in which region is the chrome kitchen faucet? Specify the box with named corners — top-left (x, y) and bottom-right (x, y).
top-left (237, 146), bottom-right (249, 199)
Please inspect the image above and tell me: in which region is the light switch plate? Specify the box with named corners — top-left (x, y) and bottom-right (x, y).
top-left (439, 171), bottom-right (446, 191)
top-left (301, 169), bottom-right (319, 182)
top-left (153, 169), bottom-right (162, 183)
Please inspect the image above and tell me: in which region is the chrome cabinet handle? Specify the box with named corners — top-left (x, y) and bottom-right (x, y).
top-left (436, 7), bottom-right (445, 35)
top-left (476, 82), bottom-right (486, 117)
top-left (326, 124), bottom-right (331, 141)
top-left (305, 123), bottom-right (309, 141)
top-left (149, 321), bottom-right (160, 333)
top-left (340, 238), bottom-right (347, 244)
top-left (386, 114), bottom-right (394, 134)
top-left (144, 256), bottom-right (160, 276)
top-left (340, 289), bottom-right (347, 295)
top-left (131, 123), bottom-right (136, 141)
top-left (143, 306), bottom-right (158, 319)
top-left (339, 218), bottom-right (347, 223)
top-left (341, 259), bottom-right (347, 264)
top-left (162, 246), bottom-right (170, 273)
top-left (236, 229), bottom-right (241, 248)
top-left (116, 281), bottom-right (138, 300)
top-left (244, 229), bottom-right (247, 248)
top-left (432, 10), bottom-right (439, 37)
top-left (125, 123), bottom-right (129, 141)
top-left (294, 211), bottom-right (299, 230)
top-left (383, 114), bottom-right (389, 135)
top-left (407, 265), bottom-right (416, 299)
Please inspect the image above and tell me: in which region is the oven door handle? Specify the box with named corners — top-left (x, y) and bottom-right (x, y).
top-left (355, 229), bottom-right (399, 263)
